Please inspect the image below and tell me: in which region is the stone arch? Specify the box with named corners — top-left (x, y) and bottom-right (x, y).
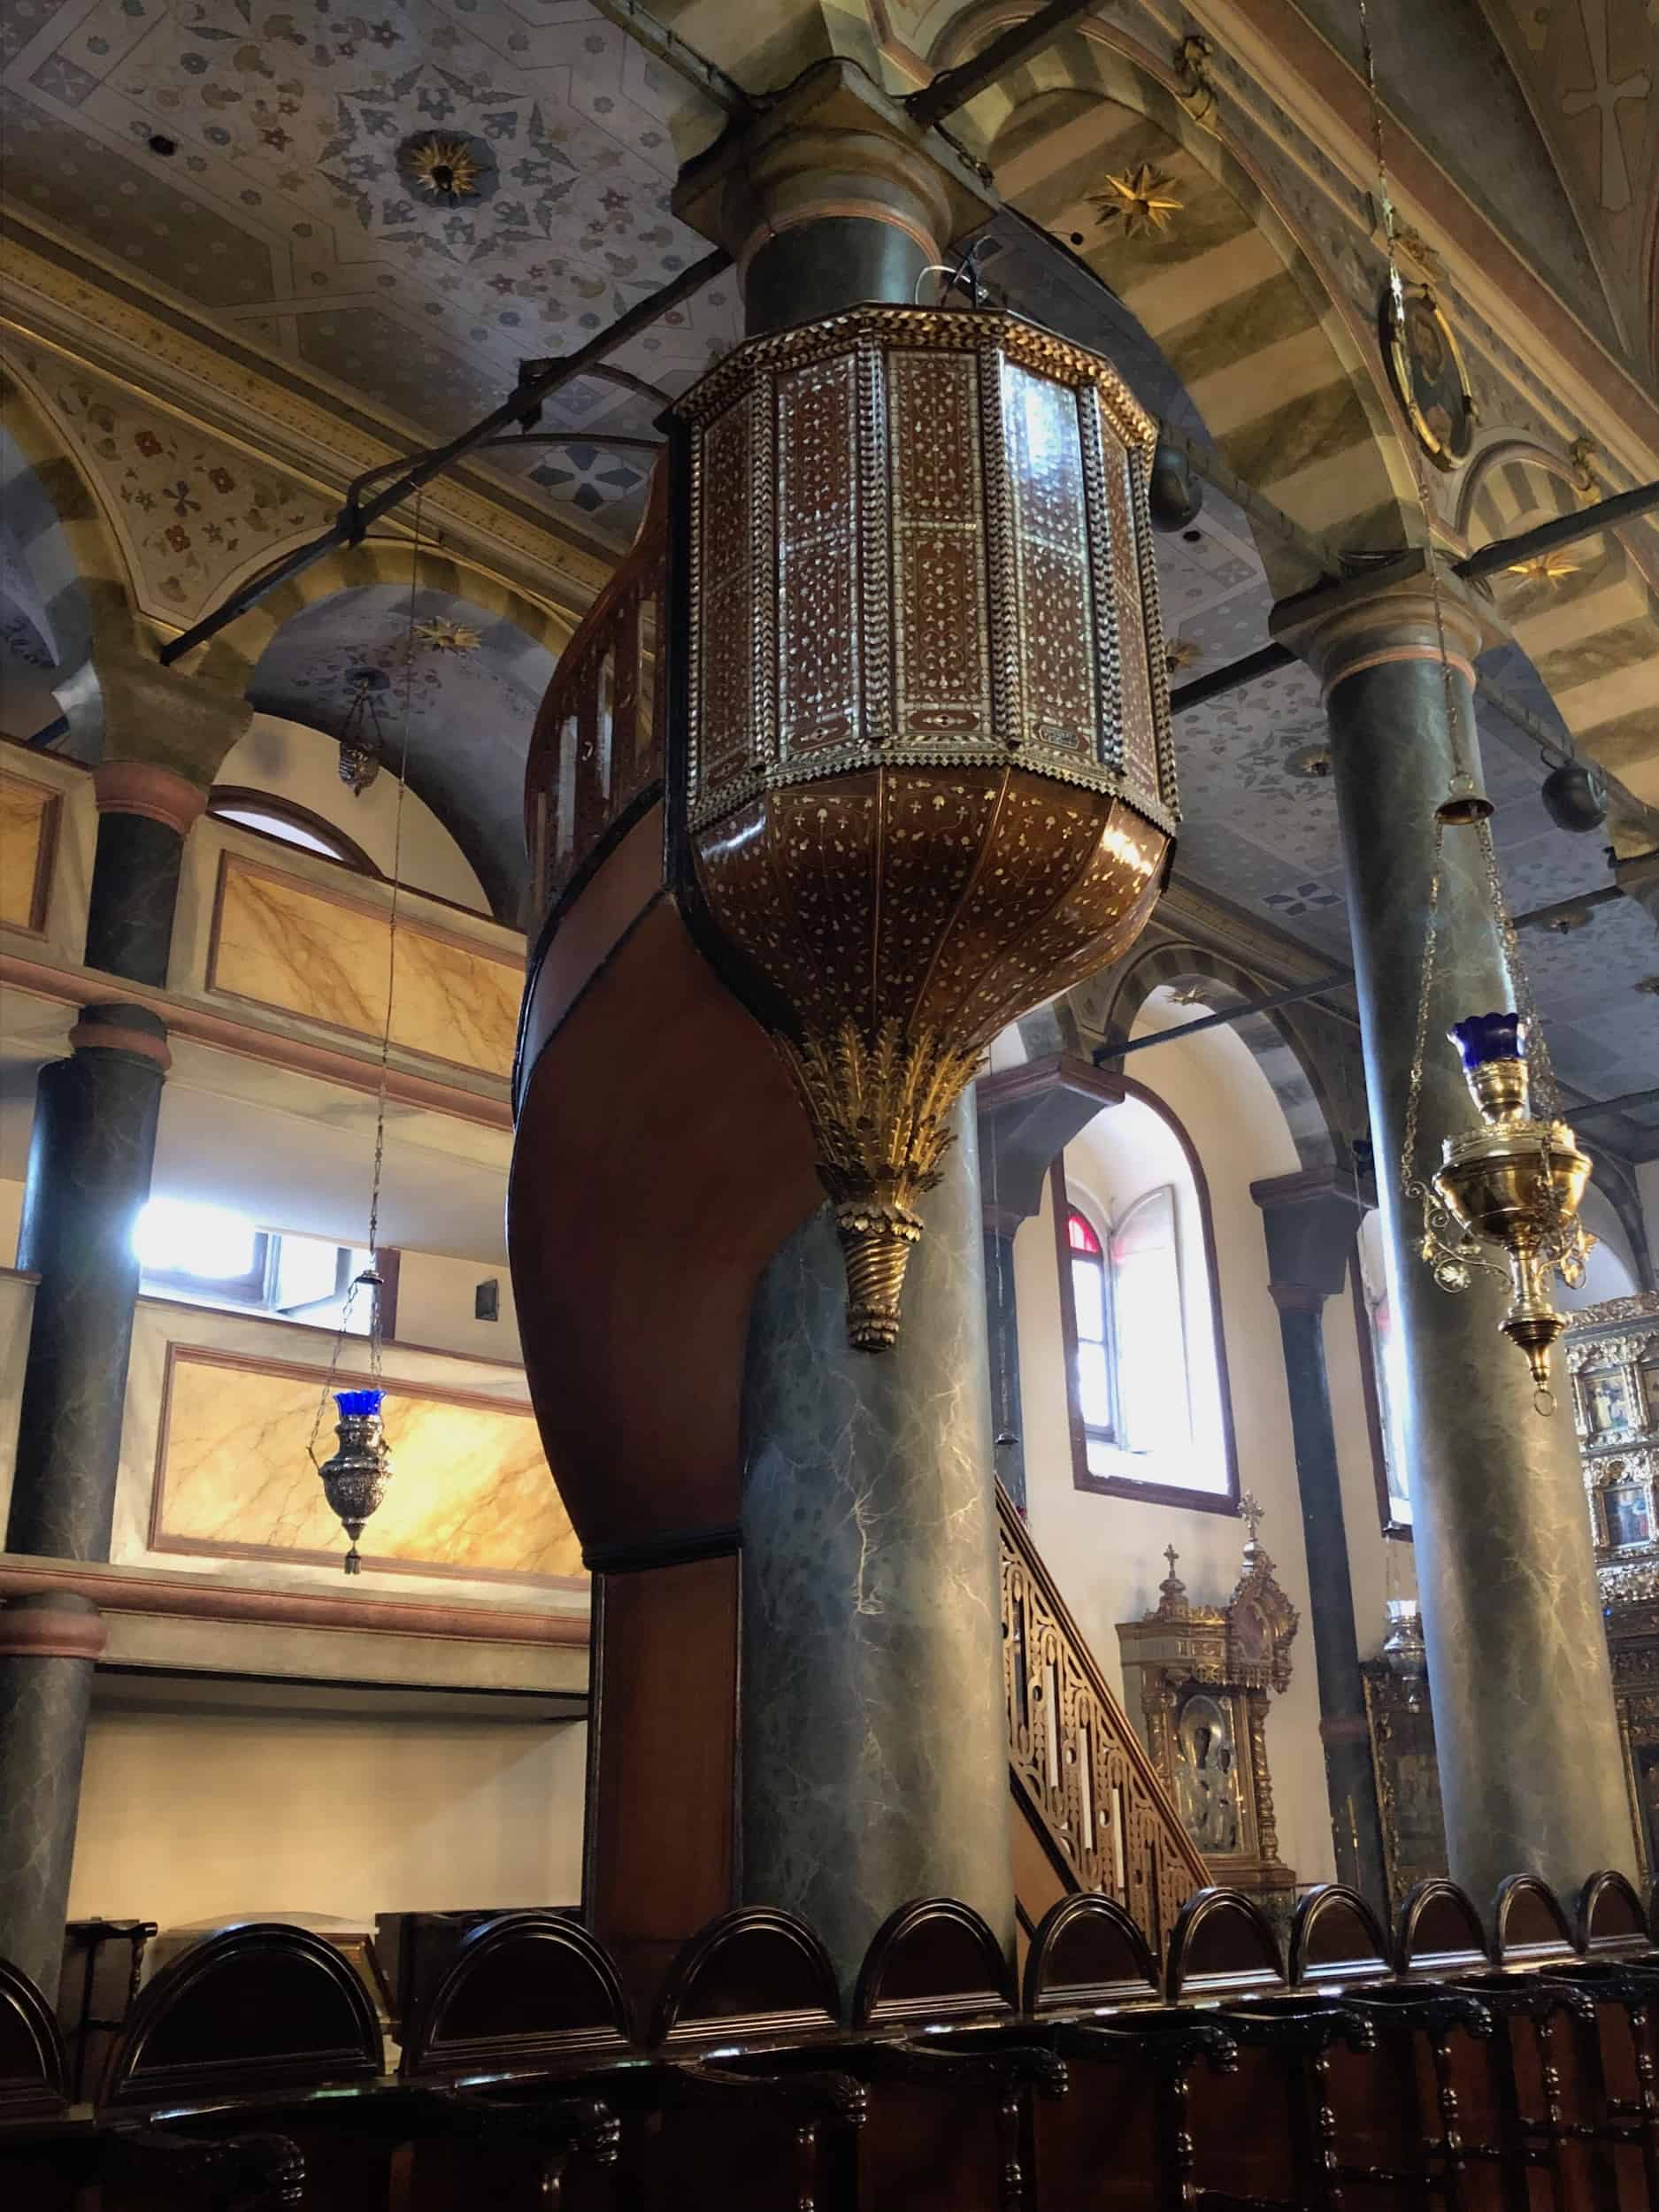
top-left (1093, 938), bottom-right (1346, 1173)
top-left (187, 535), bottom-right (572, 702)
top-left (245, 576), bottom-right (564, 922)
top-left (1458, 437), bottom-right (1659, 800)
top-left (0, 365), bottom-right (139, 693)
top-left (955, 19), bottom-right (1419, 590)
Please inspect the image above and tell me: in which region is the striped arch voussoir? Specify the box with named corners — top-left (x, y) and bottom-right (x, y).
top-left (186, 535), bottom-right (573, 697)
top-left (1461, 440), bottom-right (1659, 788)
top-left (1095, 940), bottom-right (1342, 1171)
top-left (967, 22), bottom-right (1416, 589)
top-left (0, 365), bottom-right (141, 674)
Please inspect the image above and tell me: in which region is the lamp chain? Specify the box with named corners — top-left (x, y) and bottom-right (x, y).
top-left (306, 495), bottom-right (421, 1471)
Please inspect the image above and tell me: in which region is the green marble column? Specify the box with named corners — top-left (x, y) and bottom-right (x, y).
top-left (1, 1003), bottom-right (168, 1988)
top-left (740, 1102), bottom-right (1013, 1988)
top-left (1274, 559), bottom-right (1635, 1905)
top-left (1252, 1171), bottom-right (1389, 1914)
top-left (679, 56), bottom-right (1013, 1985)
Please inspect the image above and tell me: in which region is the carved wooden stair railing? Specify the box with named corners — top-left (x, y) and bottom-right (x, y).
top-left (1000, 1482), bottom-right (1209, 1955)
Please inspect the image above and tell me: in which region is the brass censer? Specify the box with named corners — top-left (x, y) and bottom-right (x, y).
top-left (1419, 1012), bottom-right (1592, 1407)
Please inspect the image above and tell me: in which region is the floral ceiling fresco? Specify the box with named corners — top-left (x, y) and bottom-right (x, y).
top-left (2, 0), bottom-right (742, 536)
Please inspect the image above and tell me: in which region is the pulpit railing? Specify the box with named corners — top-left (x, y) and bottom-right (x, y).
top-left (525, 463), bottom-right (667, 923)
top-left (1000, 1482), bottom-right (1208, 1955)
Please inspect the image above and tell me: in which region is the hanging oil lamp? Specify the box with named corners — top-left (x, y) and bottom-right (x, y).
top-left (317, 1387), bottom-right (394, 1575)
top-left (1413, 1013), bottom-right (1591, 1405)
top-left (1353, 0), bottom-right (1594, 1417)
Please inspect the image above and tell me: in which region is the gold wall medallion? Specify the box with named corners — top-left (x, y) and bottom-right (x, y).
top-left (672, 306), bottom-right (1178, 1349)
top-left (1505, 549), bottom-right (1581, 587)
top-left (1381, 281), bottom-right (1477, 471)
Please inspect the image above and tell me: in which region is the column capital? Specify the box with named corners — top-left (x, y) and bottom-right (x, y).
top-left (66, 1000), bottom-right (171, 1071)
top-left (673, 55), bottom-right (992, 286)
top-left (92, 759), bottom-right (211, 837)
top-left (1251, 1167), bottom-right (1363, 1303)
top-left (1271, 550), bottom-right (1504, 703)
top-left (0, 1594), bottom-right (107, 1662)
top-left (57, 646), bottom-right (252, 793)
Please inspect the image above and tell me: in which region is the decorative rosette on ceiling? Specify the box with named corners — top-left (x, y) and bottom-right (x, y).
top-left (670, 307), bottom-right (1180, 1349)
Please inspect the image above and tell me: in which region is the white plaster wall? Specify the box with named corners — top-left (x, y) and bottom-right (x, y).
top-left (1561, 1182), bottom-right (1641, 1309)
top-left (393, 1248), bottom-right (522, 1363)
top-left (215, 714), bottom-right (490, 913)
top-left (1325, 1272), bottom-right (1416, 1660)
top-left (1010, 1010), bottom-right (1371, 1891)
top-left (0, 1173), bottom-right (22, 1267)
top-left (0, 1265), bottom-right (34, 1532)
top-left (68, 1703), bottom-right (586, 1929)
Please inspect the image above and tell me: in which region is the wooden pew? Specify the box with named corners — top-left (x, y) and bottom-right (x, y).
top-left (1561, 1868), bottom-right (1659, 2208)
top-left (1165, 1886), bottom-right (1374, 2211)
top-left (845, 1897), bottom-right (1065, 2212)
top-left (1021, 1890), bottom-right (1238, 2212)
top-left (1290, 1883), bottom-right (1495, 2209)
top-left (644, 1906), bottom-right (864, 2212)
top-left (98, 1920), bottom-right (388, 2212)
top-left (1494, 1873), bottom-right (1647, 2211)
top-left (398, 1910), bottom-right (632, 2209)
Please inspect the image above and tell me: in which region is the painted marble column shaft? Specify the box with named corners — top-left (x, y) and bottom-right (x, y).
top-left (0, 1599), bottom-right (106, 1996)
top-left (84, 762), bottom-right (210, 988)
top-left (1275, 561), bottom-right (1635, 1902)
top-left (983, 1225), bottom-right (1026, 1511)
top-left (9, 1004), bottom-right (169, 1563)
top-left (1252, 1172), bottom-right (1388, 1912)
top-left (2, 1005), bottom-right (166, 1987)
top-left (741, 1102), bottom-right (1014, 1990)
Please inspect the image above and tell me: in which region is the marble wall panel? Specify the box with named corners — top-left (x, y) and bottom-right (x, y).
top-left (206, 855), bottom-right (520, 1076)
top-left (152, 1344), bottom-right (584, 1585)
top-left (0, 774), bottom-right (58, 933)
top-left (0, 1269), bottom-right (36, 1535)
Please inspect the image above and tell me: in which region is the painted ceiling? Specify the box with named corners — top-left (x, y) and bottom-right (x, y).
top-left (2, 0), bottom-right (741, 537)
top-left (2, 0), bottom-right (1655, 1142)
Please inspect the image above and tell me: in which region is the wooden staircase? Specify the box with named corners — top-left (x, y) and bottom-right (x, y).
top-left (998, 1484), bottom-right (1208, 1961)
top-left (517, 472), bottom-right (1206, 1976)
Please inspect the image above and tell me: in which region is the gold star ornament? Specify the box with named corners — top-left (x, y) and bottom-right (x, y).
top-left (1505, 549), bottom-right (1581, 587)
top-left (1090, 164), bottom-right (1182, 241)
top-left (413, 616), bottom-right (483, 654)
top-left (407, 138), bottom-right (484, 201)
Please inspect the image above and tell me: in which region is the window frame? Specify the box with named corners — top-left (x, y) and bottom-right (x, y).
top-left (208, 787), bottom-right (381, 876)
top-left (1051, 1131), bottom-right (1240, 1516)
top-left (1060, 1192), bottom-right (1119, 1455)
top-left (1351, 1229), bottom-right (1412, 1540)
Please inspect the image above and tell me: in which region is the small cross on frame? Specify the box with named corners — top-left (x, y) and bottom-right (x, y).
top-left (1239, 1492), bottom-right (1264, 1547)
top-left (1164, 1543), bottom-right (1180, 1578)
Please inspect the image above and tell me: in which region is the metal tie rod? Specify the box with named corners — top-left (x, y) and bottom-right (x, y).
top-left (1171, 479), bottom-right (1659, 718)
top-left (1091, 971), bottom-right (1355, 1060)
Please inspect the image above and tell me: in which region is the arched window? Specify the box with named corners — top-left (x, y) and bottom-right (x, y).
top-left (1065, 1207), bottom-right (1115, 1447)
top-left (1048, 1091), bottom-right (1235, 1512)
top-left (208, 787), bottom-right (379, 873)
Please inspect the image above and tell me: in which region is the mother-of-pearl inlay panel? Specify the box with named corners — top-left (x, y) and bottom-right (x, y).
top-left (0, 776), bottom-right (58, 933)
top-left (154, 1347), bottom-right (584, 1584)
top-left (207, 855), bottom-right (520, 1076)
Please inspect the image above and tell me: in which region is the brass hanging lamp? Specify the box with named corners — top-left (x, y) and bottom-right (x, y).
top-left (670, 306), bottom-right (1179, 1351)
top-left (1358, 0), bottom-right (1594, 1414)
top-left (307, 505), bottom-right (428, 1562)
